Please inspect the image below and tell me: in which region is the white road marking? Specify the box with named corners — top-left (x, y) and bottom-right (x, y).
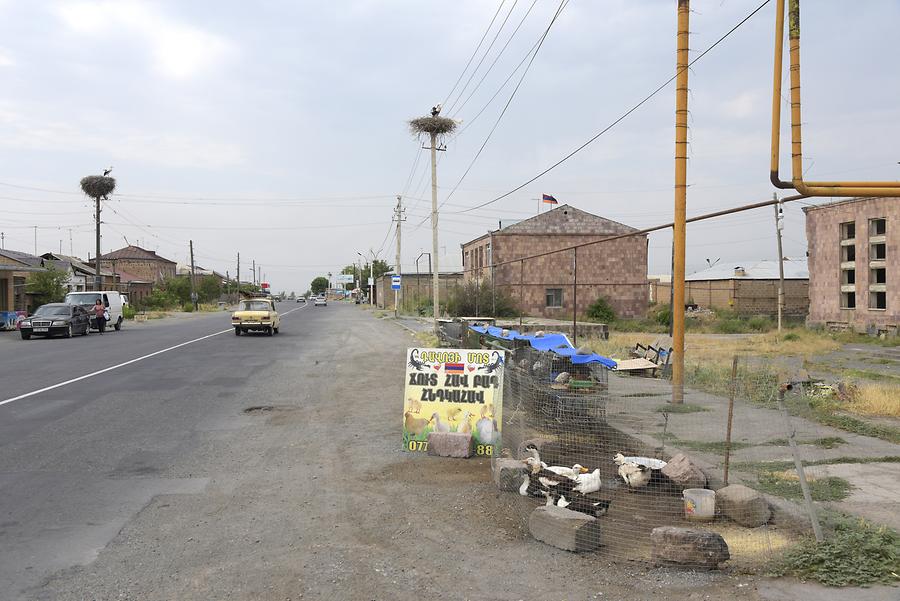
top-left (0, 303), bottom-right (309, 407)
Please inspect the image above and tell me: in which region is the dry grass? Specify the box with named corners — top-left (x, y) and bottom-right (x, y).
top-left (846, 383), bottom-right (900, 417)
top-left (704, 523), bottom-right (798, 570)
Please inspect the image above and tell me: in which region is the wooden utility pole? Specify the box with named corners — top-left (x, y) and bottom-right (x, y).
top-left (237, 252), bottom-right (240, 296)
top-left (252, 260), bottom-right (256, 286)
top-left (430, 130), bottom-right (440, 333)
top-left (189, 240), bottom-right (198, 310)
top-left (394, 195), bottom-right (405, 318)
top-left (774, 194), bottom-right (786, 332)
top-left (671, 0), bottom-right (690, 404)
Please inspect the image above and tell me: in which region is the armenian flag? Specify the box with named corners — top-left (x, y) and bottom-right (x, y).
top-left (445, 363), bottom-right (465, 373)
top-left (542, 194), bottom-right (558, 204)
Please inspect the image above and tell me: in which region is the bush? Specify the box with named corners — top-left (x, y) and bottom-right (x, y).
top-left (122, 305), bottom-right (136, 319)
top-left (586, 297), bottom-right (615, 323)
top-left (652, 304), bottom-right (672, 327)
top-left (445, 281), bottom-right (518, 318)
top-left (747, 316), bottom-right (774, 332)
top-left (181, 302), bottom-right (195, 312)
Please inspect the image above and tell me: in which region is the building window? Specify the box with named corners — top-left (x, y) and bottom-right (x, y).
top-left (870, 291), bottom-right (886, 310)
top-left (840, 291), bottom-right (856, 309)
top-left (871, 267), bottom-right (886, 285)
top-left (545, 288), bottom-right (563, 308)
top-left (841, 244), bottom-right (855, 262)
top-left (840, 221), bottom-right (855, 241)
top-left (870, 242), bottom-right (886, 261)
top-left (869, 218), bottom-right (886, 237)
top-left (841, 269), bottom-right (855, 285)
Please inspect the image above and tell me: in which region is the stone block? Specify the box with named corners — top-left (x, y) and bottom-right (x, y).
top-left (493, 458), bottom-right (527, 492)
top-left (528, 505), bottom-right (602, 552)
top-left (716, 484), bottom-right (771, 527)
top-left (650, 526), bottom-right (729, 569)
top-left (426, 432), bottom-right (473, 458)
top-left (661, 453), bottom-right (707, 490)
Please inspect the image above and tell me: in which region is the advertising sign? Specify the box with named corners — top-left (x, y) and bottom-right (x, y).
top-left (335, 274), bottom-right (354, 284)
top-left (403, 347), bottom-right (504, 456)
top-left (391, 275), bottom-right (401, 290)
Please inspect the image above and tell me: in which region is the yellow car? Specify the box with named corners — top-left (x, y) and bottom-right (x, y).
top-left (232, 297), bottom-right (280, 336)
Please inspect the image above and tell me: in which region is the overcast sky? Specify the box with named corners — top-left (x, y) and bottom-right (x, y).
top-left (1, 0), bottom-right (897, 293)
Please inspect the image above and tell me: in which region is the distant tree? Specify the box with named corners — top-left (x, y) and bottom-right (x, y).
top-left (26, 267), bottom-right (68, 306)
top-left (197, 275), bottom-right (222, 303)
top-left (310, 277), bottom-right (329, 295)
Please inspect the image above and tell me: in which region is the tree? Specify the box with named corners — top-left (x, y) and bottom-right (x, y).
top-left (310, 276), bottom-right (329, 295)
top-left (26, 267), bottom-right (68, 306)
top-left (197, 275), bottom-right (222, 303)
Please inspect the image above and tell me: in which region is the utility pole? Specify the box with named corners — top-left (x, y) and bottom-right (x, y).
top-left (94, 197), bottom-right (102, 289)
top-left (33, 225), bottom-right (37, 255)
top-left (236, 252), bottom-right (241, 297)
top-left (394, 195), bottom-right (405, 317)
top-left (69, 228), bottom-right (73, 255)
top-left (671, 0), bottom-right (691, 404)
top-left (252, 260), bottom-right (256, 286)
top-left (774, 194), bottom-right (786, 332)
top-left (0, 231), bottom-right (4, 249)
top-left (429, 129), bottom-right (440, 333)
top-left (189, 240), bottom-right (198, 310)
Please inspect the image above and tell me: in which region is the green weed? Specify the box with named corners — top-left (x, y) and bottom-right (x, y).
top-left (755, 472), bottom-right (853, 502)
top-left (654, 403), bottom-right (710, 413)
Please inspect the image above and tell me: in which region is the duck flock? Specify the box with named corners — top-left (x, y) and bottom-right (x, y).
top-left (518, 444), bottom-right (668, 518)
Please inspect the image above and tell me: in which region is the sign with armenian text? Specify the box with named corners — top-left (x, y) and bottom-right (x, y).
top-left (403, 347), bottom-right (505, 456)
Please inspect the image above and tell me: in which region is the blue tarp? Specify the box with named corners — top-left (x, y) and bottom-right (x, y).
top-left (467, 324), bottom-right (617, 369)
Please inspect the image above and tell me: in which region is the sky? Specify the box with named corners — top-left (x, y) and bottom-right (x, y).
top-left (0, 0), bottom-right (898, 294)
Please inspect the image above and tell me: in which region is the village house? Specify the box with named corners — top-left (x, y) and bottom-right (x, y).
top-left (96, 245), bottom-right (176, 285)
top-left (804, 197), bottom-right (898, 334)
top-left (460, 205), bottom-right (648, 319)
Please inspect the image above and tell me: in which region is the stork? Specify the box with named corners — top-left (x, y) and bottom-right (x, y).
top-left (431, 104), bottom-right (442, 117)
top-left (102, 166), bottom-right (113, 176)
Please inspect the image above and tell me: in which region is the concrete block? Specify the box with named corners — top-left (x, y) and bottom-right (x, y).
top-left (427, 432), bottom-right (473, 458)
top-left (528, 505), bottom-right (602, 553)
top-left (661, 453), bottom-right (707, 490)
top-left (716, 484), bottom-right (771, 527)
top-left (650, 526), bottom-right (729, 569)
top-left (493, 458), bottom-right (527, 492)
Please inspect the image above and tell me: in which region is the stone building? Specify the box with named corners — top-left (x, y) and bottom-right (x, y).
top-left (96, 245), bottom-right (176, 285)
top-left (460, 205), bottom-right (648, 319)
top-left (376, 271), bottom-right (464, 311)
top-left (804, 197), bottom-right (898, 334)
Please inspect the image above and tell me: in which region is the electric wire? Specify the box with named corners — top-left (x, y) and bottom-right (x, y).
top-left (442, 1), bottom-right (508, 108)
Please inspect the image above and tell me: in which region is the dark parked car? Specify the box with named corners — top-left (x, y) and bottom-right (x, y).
top-left (19, 303), bottom-right (92, 340)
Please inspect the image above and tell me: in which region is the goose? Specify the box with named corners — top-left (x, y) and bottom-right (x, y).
top-left (616, 460), bottom-right (652, 489)
top-left (430, 412), bottom-right (450, 433)
top-left (573, 468), bottom-right (602, 494)
top-left (523, 457), bottom-right (578, 498)
top-left (613, 453), bottom-right (667, 470)
top-left (522, 444), bottom-right (587, 479)
top-left (553, 493), bottom-right (612, 518)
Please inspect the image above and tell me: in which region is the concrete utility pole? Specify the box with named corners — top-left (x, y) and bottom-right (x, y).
top-left (1, 232), bottom-right (4, 249)
top-left (252, 260), bottom-right (256, 286)
top-left (429, 130), bottom-right (440, 333)
top-left (33, 225), bottom-right (37, 255)
top-left (774, 194), bottom-right (786, 332)
top-left (671, 0), bottom-right (691, 404)
top-left (189, 240), bottom-right (198, 310)
top-left (236, 252), bottom-right (240, 296)
top-left (394, 195), bottom-right (405, 317)
top-left (94, 198), bottom-right (102, 290)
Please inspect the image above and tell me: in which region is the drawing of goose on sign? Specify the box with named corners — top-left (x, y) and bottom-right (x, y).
top-left (403, 347), bottom-right (505, 455)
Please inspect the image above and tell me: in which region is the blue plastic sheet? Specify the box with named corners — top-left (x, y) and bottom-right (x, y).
top-left (467, 324), bottom-right (617, 369)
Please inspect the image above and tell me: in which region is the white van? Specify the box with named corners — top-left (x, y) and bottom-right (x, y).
top-left (64, 291), bottom-right (126, 331)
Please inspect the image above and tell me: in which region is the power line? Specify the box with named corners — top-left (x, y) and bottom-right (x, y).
top-left (442, 1), bottom-right (508, 108)
top-left (454, 0), bottom-right (774, 215)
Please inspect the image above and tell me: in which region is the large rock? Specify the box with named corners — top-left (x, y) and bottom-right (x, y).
top-left (716, 484), bottom-right (771, 527)
top-left (528, 505), bottom-right (602, 552)
top-left (651, 526), bottom-right (729, 569)
top-left (427, 432), bottom-right (473, 458)
top-left (661, 453), bottom-right (707, 490)
top-left (493, 458), bottom-right (527, 492)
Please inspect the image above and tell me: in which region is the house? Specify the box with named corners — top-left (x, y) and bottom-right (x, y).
top-left (0, 249), bottom-right (43, 317)
top-left (460, 204), bottom-right (648, 319)
top-left (661, 259), bottom-right (810, 316)
top-left (376, 271), bottom-right (464, 311)
top-left (41, 252), bottom-right (119, 290)
top-left (96, 245), bottom-right (176, 284)
top-left (804, 197), bottom-right (898, 334)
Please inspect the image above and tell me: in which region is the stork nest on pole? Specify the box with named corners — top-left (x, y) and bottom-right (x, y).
top-left (408, 116), bottom-right (457, 137)
top-left (80, 175), bottom-right (117, 199)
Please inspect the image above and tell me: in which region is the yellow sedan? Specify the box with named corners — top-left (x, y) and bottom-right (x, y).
top-left (232, 298), bottom-right (280, 336)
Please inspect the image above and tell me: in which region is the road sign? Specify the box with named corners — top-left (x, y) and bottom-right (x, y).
top-left (391, 275), bottom-right (401, 290)
top-left (335, 274), bottom-right (354, 284)
top-left (368, 277), bottom-right (374, 286)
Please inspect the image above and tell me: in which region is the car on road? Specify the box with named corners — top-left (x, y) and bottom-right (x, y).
top-left (19, 303), bottom-right (92, 339)
top-left (64, 291), bottom-right (126, 331)
top-left (232, 297), bottom-right (280, 336)
top-left (314, 295), bottom-right (327, 306)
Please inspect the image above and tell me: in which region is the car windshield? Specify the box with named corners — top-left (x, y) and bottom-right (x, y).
top-left (65, 292), bottom-right (101, 306)
top-left (34, 306), bottom-right (70, 316)
top-left (240, 301), bottom-right (271, 311)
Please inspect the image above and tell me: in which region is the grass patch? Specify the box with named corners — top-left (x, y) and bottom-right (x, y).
top-left (651, 432), bottom-right (751, 454)
top-left (732, 455), bottom-right (900, 474)
top-left (771, 515), bottom-right (900, 586)
top-left (847, 383), bottom-right (900, 417)
top-left (763, 436), bottom-right (847, 449)
top-left (414, 331), bottom-right (439, 347)
top-left (654, 403), bottom-right (710, 413)
top-left (755, 471), bottom-right (853, 502)
top-left (619, 392), bottom-right (669, 398)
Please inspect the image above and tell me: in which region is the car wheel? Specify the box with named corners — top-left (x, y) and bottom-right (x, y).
top-left (274, 326), bottom-right (279, 334)
top-left (266, 327), bottom-right (273, 337)
top-left (82, 323), bottom-right (90, 335)
top-left (114, 317), bottom-right (122, 331)
top-left (65, 324), bottom-right (73, 338)
top-left (20, 332), bottom-right (31, 340)
top-left (234, 327), bottom-right (241, 336)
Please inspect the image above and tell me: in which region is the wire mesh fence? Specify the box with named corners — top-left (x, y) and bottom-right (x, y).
top-left (435, 322), bottom-right (854, 570)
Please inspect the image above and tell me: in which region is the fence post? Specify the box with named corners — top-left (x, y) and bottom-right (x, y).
top-left (519, 259), bottom-right (524, 330)
top-left (776, 383), bottom-right (825, 542)
top-left (723, 355), bottom-right (738, 485)
top-left (572, 247), bottom-right (578, 346)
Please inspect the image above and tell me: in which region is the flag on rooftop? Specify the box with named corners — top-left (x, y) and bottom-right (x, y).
top-left (542, 194), bottom-right (558, 204)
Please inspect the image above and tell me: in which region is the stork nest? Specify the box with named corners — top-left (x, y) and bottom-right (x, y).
top-left (80, 175), bottom-right (116, 199)
top-left (408, 116), bottom-right (457, 137)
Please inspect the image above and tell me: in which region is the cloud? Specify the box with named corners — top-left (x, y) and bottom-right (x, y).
top-left (55, 0), bottom-right (231, 80)
top-left (720, 91), bottom-right (762, 120)
top-left (0, 102), bottom-right (244, 168)
top-left (0, 48), bottom-right (14, 67)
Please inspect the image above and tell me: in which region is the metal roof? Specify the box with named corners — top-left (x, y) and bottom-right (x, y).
top-left (686, 258), bottom-right (809, 281)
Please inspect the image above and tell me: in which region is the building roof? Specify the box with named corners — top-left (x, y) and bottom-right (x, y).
top-left (0, 249), bottom-right (43, 267)
top-left (99, 245), bottom-right (176, 264)
top-left (686, 258), bottom-right (809, 281)
top-left (496, 204), bottom-right (638, 236)
top-left (116, 269), bottom-right (153, 284)
top-left (801, 196), bottom-right (893, 214)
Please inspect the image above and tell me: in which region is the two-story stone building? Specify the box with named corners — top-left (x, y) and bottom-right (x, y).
top-left (461, 205), bottom-right (648, 319)
top-left (96, 245), bottom-right (176, 285)
top-left (804, 197), bottom-right (898, 334)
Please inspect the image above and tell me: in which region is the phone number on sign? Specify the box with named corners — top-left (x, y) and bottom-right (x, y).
top-left (406, 441), bottom-right (495, 456)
